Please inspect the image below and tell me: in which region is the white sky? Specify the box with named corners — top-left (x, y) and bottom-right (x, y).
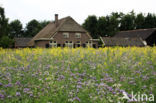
top-left (1, 0), bottom-right (156, 27)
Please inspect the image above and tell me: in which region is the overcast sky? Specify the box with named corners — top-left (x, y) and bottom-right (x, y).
top-left (1, 0), bottom-right (156, 26)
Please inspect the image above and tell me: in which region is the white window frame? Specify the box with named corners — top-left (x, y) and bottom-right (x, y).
top-left (63, 33), bottom-right (69, 38)
top-left (86, 41), bottom-right (92, 47)
top-left (65, 41), bottom-right (73, 48)
top-left (75, 33), bottom-right (81, 38)
top-left (49, 41), bottom-right (57, 47)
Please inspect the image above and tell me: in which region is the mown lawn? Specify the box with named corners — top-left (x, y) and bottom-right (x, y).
top-left (0, 47), bottom-right (156, 103)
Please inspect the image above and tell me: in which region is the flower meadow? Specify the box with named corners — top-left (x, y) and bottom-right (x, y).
top-left (0, 47), bottom-right (156, 103)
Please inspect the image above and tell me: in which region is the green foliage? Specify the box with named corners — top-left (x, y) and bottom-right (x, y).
top-left (135, 13), bottom-right (145, 29)
top-left (83, 11), bottom-right (156, 38)
top-left (24, 20), bottom-right (50, 37)
top-left (24, 19), bottom-right (41, 37)
top-left (144, 13), bottom-right (156, 28)
top-left (39, 20), bottom-right (50, 29)
top-left (0, 36), bottom-right (14, 48)
top-left (119, 11), bottom-right (136, 30)
top-left (9, 19), bottom-right (23, 38)
top-left (0, 7), bottom-right (9, 38)
top-left (82, 15), bottom-right (98, 39)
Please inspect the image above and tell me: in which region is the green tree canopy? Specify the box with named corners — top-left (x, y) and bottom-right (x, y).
top-left (82, 15), bottom-right (98, 39)
top-left (39, 20), bottom-right (50, 29)
top-left (0, 6), bottom-right (9, 38)
top-left (119, 11), bottom-right (136, 30)
top-left (24, 19), bottom-right (41, 37)
top-left (143, 13), bottom-right (156, 28)
top-left (9, 19), bottom-right (23, 38)
top-left (24, 20), bottom-right (50, 37)
top-left (97, 16), bottom-right (107, 37)
top-left (135, 13), bottom-right (145, 29)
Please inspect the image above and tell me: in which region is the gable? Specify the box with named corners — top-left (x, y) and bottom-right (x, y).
top-left (58, 17), bottom-right (87, 32)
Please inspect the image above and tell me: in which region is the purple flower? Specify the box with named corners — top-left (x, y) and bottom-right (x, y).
top-left (73, 97), bottom-right (81, 102)
top-left (29, 93), bottom-right (33, 97)
top-left (23, 88), bottom-right (30, 93)
top-left (5, 83), bottom-right (12, 87)
top-left (107, 87), bottom-right (113, 92)
top-left (0, 83), bottom-right (3, 86)
top-left (112, 91), bottom-right (116, 95)
top-left (0, 94), bottom-right (4, 99)
top-left (76, 85), bottom-right (82, 89)
top-left (57, 75), bottom-right (65, 81)
top-left (15, 81), bottom-right (21, 86)
top-left (16, 92), bottom-right (21, 96)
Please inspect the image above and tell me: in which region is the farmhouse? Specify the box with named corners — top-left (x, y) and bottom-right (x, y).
top-left (14, 15), bottom-right (156, 48)
top-left (114, 28), bottom-right (156, 46)
top-left (28, 14), bottom-right (98, 48)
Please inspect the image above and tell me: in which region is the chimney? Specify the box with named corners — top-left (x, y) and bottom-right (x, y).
top-left (55, 14), bottom-right (58, 27)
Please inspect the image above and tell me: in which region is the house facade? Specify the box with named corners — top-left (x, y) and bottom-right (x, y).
top-left (28, 14), bottom-right (98, 48)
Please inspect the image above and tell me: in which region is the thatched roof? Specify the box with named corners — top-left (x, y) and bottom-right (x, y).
top-left (28, 16), bottom-right (89, 46)
top-left (100, 37), bottom-right (145, 47)
top-left (14, 38), bottom-right (32, 47)
top-left (114, 28), bottom-right (156, 40)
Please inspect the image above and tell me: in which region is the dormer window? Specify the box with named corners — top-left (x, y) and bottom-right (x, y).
top-left (63, 33), bottom-right (69, 38)
top-left (75, 33), bottom-right (81, 38)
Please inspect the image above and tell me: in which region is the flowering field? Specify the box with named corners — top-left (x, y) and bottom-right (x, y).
top-left (0, 47), bottom-right (156, 103)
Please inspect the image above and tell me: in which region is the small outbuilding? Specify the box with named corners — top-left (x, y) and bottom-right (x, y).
top-left (114, 28), bottom-right (156, 46)
top-left (100, 37), bottom-right (146, 47)
top-left (14, 38), bottom-right (32, 48)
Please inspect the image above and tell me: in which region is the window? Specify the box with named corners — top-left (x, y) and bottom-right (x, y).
top-left (75, 33), bottom-right (81, 38)
top-left (65, 41), bottom-right (73, 48)
top-left (86, 41), bottom-right (92, 47)
top-left (63, 33), bottom-right (69, 38)
top-left (49, 41), bottom-right (57, 47)
top-left (76, 41), bottom-right (81, 47)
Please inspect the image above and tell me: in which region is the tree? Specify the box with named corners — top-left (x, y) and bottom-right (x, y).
top-left (0, 6), bottom-right (13, 48)
top-left (143, 13), bottom-right (156, 28)
top-left (82, 15), bottom-right (98, 39)
top-left (0, 36), bottom-right (14, 48)
top-left (97, 12), bottom-right (121, 37)
top-left (0, 6), bottom-right (9, 38)
top-left (24, 19), bottom-right (41, 37)
top-left (119, 11), bottom-right (136, 30)
top-left (135, 13), bottom-right (145, 29)
top-left (105, 12), bottom-right (121, 36)
top-left (97, 16), bottom-right (107, 37)
top-left (39, 20), bottom-right (50, 29)
top-left (9, 19), bottom-right (23, 38)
